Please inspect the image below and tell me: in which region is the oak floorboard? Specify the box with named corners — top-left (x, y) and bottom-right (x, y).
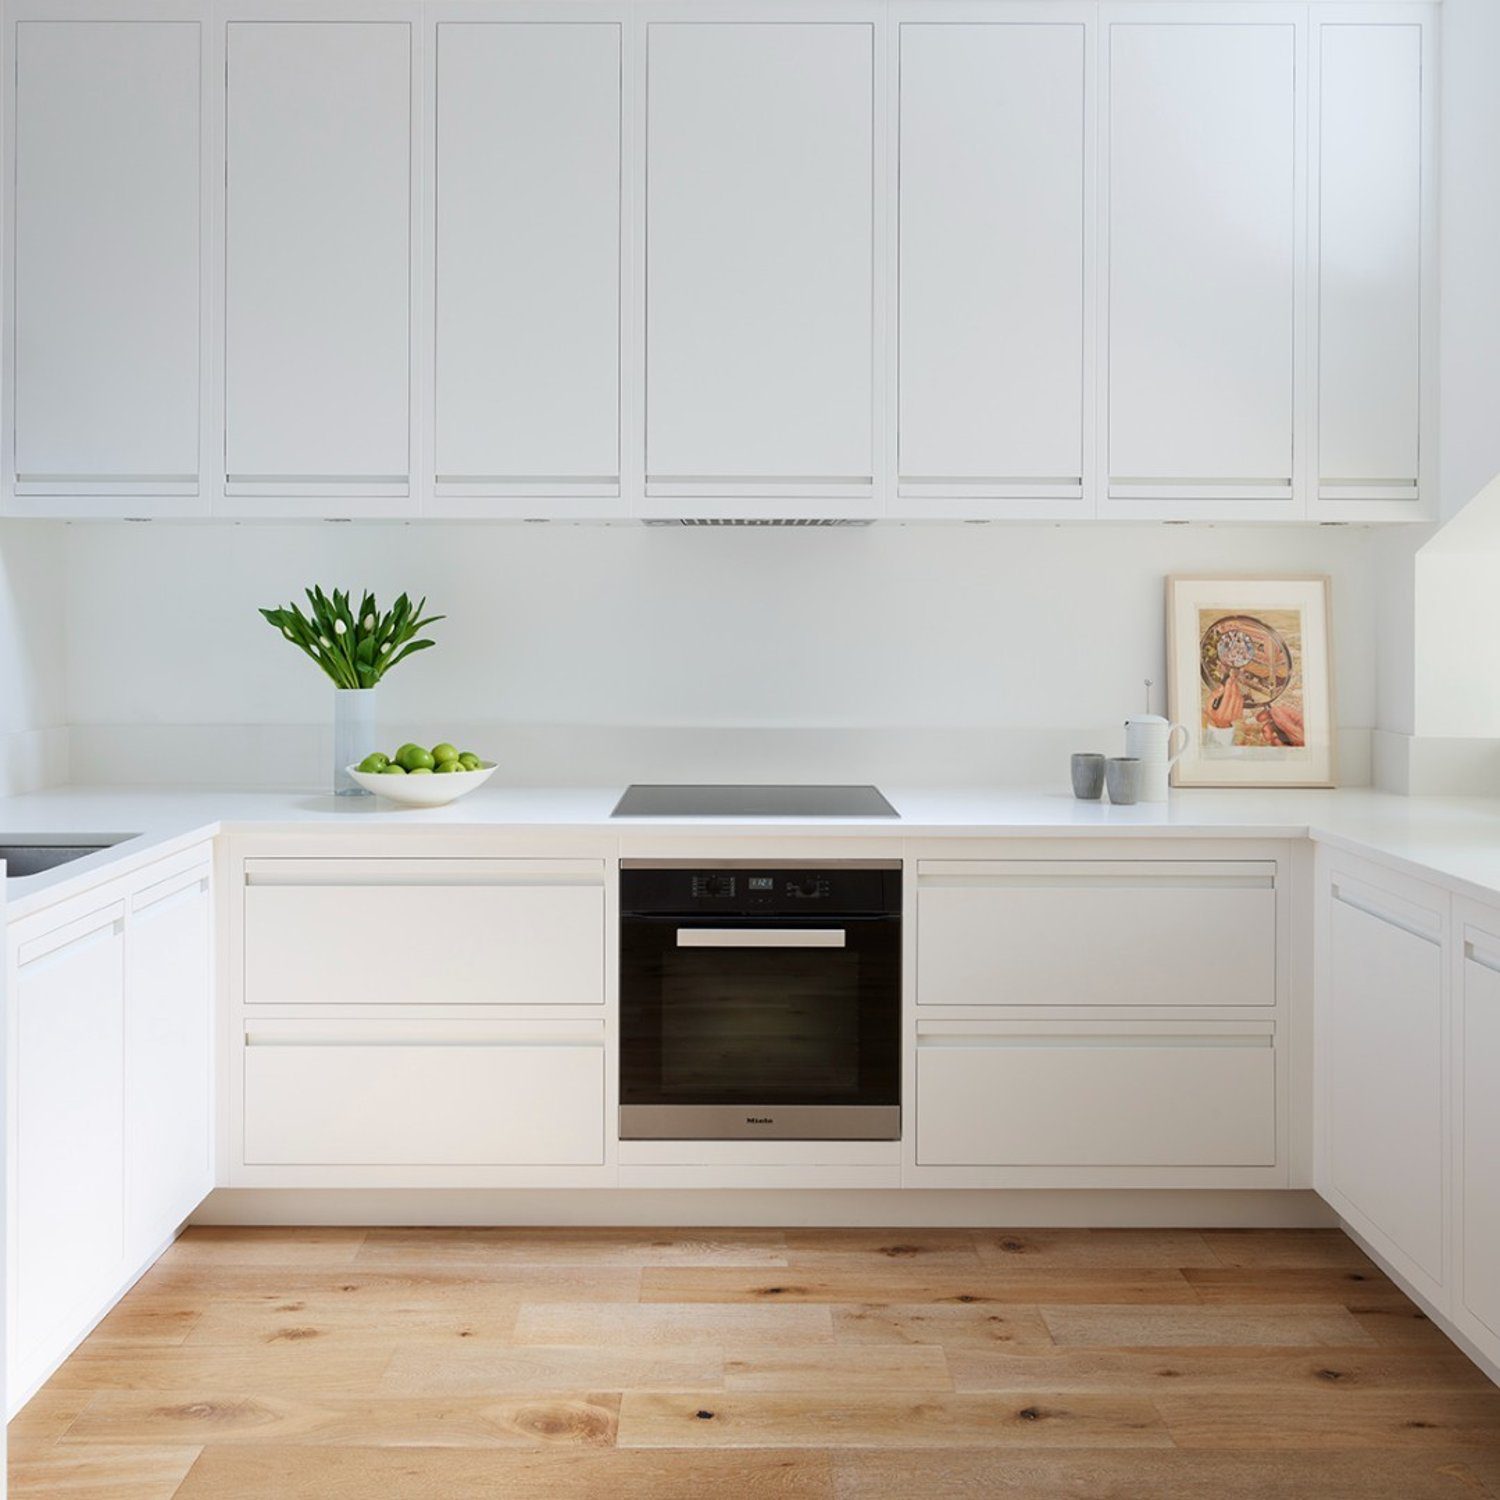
top-left (44, 1344), bottom-right (398, 1396)
top-left (831, 1302), bottom-right (1055, 1349)
top-left (179, 1300), bottom-right (522, 1348)
top-left (640, 1266), bottom-right (1197, 1305)
top-left (1201, 1228), bottom-right (1381, 1270)
top-left (152, 1227), bottom-right (369, 1268)
top-left (947, 1347), bottom-right (1491, 1394)
top-left (136, 1262), bottom-right (647, 1302)
top-left (1354, 1303), bottom-right (1466, 1349)
top-left (1182, 1265), bottom-right (1410, 1305)
top-left (379, 1345), bottom-right (726, 1395)
top-left (512, 1302), bottom-right (835, 1347)
top-left (6, 1388), bottom-right (96, 1444)
top-left (831, 1448), bottom-right (1500, 1499)
top-left (5, 1439), bottom-right (201, 1499)
top-left (779, 1229), bottom-right (983, 1269)
top-left (1154, 1389), bottom-right (1500, 1450)
top-left (616, 1390), bottom-right (1173, 1449)
top-left (1040, 1302), bottom-right (1375, 1348)
top-left (357, 1226), bottom-right (791, 1268)
top-left (971, 1228), bottom-right (1218, 1268)
top-left (723, 1345), bottom-right (953, 1392)
top-left (172, 1444), bottom-right (837, 1499)
top-left (59, 1390), bottom-right (622, 1449)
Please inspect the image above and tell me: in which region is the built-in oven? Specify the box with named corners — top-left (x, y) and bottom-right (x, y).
top-left (619, 861), bottom-right (902, 1140)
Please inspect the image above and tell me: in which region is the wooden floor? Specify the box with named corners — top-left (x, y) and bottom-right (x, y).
top-left (9, 1226), bottom-right (1500, 1498)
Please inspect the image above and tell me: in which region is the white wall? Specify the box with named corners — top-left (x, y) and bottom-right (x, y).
top-left (1437, 0), bottom-right (1500, 527)
top-left (0, 521), bottom-right (67, 797)
top-left (60, 521), bottom-right (1378, 788)
top-left (1368, 0), bottom-right (1500, 790)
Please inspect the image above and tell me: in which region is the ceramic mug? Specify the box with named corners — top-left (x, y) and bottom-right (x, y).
top-left (1071, 752), bottom-right (1106, 801)
top-left (1105, 757), bottom-right (1142, 805)
top-left (1124, 714), bottom-right (1190, 802)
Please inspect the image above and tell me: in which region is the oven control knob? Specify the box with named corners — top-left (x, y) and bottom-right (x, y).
top-left (795, 878), bottom-right (821, 898)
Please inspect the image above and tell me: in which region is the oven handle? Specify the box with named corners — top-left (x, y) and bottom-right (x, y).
top-left (675, 928), bottom-right (848, 949)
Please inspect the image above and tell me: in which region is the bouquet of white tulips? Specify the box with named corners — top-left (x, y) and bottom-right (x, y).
top-left (259, 587), bottom-right (443, 690)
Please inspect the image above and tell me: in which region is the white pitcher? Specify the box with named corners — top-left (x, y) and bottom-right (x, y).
top-left (1124, 714), bottom-right (1189, 802)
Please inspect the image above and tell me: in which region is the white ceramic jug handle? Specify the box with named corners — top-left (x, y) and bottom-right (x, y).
top-left (1167, 723), bottom-right (1190, 766)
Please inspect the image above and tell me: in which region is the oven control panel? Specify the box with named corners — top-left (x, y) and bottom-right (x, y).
top-left (624, 864), bottom-right (900, 917)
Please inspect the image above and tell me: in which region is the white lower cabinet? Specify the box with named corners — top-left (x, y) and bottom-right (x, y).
top-left (917, 860), bottom-right (1278, 1008)
top-left (243, 859), bottom-right (604, 1007)
top-left (10, 905), bottom-right (126, 1385)
top-left (243, 1028), bottom-right (604, 1168)
top-left (126, 865), bottom-right (214, 1260)
top-left (232, 849), bottom-right (612, 1185)
top-left (1320, 863), bottom-right (1447, 1303)
top-left (6, 844), bottom-right (214, 1412)
top-left (1455, 902), bottom-right (1500, 1367)
top-left (916, 1025), bottom-right (1276, 1169)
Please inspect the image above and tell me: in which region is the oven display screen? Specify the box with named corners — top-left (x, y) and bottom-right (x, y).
top-left (747, 877), bottom-right (775, 891)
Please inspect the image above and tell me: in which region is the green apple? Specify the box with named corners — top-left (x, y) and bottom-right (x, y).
top-left (407, 765), bottom-right (433, 776)
top-left (380, 763), bottom-right (407, 775)
top-left (431, 742), bottom-right (459, 765)
top-left (357, 752), bottom-right (389, 774)
top-left (434, 758), bottom-right (459, 774)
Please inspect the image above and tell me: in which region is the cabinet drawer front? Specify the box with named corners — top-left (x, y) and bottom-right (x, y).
top-left (243, 1039), bottom-right (604, 1166)
top-left (917, 864), bottom-right (1276, 1007)
top-left (916, 1033), bottom-right (1275, 1167)
top-left (244, 879), bottom-right (604, 1006)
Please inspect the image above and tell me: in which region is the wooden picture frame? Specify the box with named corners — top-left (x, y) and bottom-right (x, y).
top-left (1167, 574), bottom-right (1336, 788)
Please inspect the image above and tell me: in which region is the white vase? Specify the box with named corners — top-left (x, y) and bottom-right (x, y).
top-left (333, 688), bottom-right (378, 796)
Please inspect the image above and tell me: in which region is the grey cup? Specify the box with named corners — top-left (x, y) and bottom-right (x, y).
top-left (1106, 756), bottom-right (1143, 805)
top-left (1071, 752), bottom-right (1106, 800)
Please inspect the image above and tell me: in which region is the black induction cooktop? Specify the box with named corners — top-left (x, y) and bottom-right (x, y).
top-left (610, 784), bottom-right (899, 819)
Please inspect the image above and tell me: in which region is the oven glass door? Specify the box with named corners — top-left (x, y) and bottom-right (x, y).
top-left (620, 916), bottom-right (900, 1109)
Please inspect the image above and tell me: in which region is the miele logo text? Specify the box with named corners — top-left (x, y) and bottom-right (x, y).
top-left (746, 1117), bottom-right (774, 1124)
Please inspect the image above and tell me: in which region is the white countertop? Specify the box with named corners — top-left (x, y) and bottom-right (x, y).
top-left (2, 782), bottom-right (1498, 921)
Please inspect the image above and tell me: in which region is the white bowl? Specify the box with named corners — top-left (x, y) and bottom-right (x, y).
top-left (347, 761), bottom-right (496, 807)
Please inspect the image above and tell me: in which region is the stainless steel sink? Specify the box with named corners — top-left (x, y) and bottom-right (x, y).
top-left (0, 838), bottom-right (138, 879)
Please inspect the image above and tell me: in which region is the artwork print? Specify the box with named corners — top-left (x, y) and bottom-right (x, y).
top-left (1167, 576), bottom-right (1334, 788)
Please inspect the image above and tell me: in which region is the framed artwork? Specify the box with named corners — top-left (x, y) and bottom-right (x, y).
top-left (1166, 575), bottom-right (1336, 788)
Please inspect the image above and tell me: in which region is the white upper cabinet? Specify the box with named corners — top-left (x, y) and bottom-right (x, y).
top-left (9, 18), bottom-right (203, 513)
top-left (644, 19), bottom-right (875, 510)
top-left (1102, 8), bottom-right (1302, 517)
top-left (1311, 12), bottom-right (1431, 520)
top-left (223, 17), bottom-right (414, 508)
top-left (431, 20), bottom-right (621, 513)
top-left (897, 16), bottom-right (1090, 516)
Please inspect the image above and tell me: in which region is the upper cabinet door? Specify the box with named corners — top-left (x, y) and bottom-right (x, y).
top-left (644, 20), bottom-right (875, 510)
top-left (1103, 9), bottom-right (1302, 518)
top-left (9, 19), bottom-right (203, 514)
top-left (224, 19), bottom-right (413, 509)
top-left (1311, 12), bottom-right (1432, 521)
top-left (431, 21), bottom-right (621, 514)
top-left (897, 17), bottom-right (1090, 517)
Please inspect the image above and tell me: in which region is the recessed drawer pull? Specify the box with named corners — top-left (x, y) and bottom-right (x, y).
top-left (1332, 883), bottom-right (1441, 946)
top-left (1465, 941), bottom-right (1500, 979)
top-left (916, 1033), bottom-right (1272, 1050)
top-left (676, 928), bottom-right (846, 949)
